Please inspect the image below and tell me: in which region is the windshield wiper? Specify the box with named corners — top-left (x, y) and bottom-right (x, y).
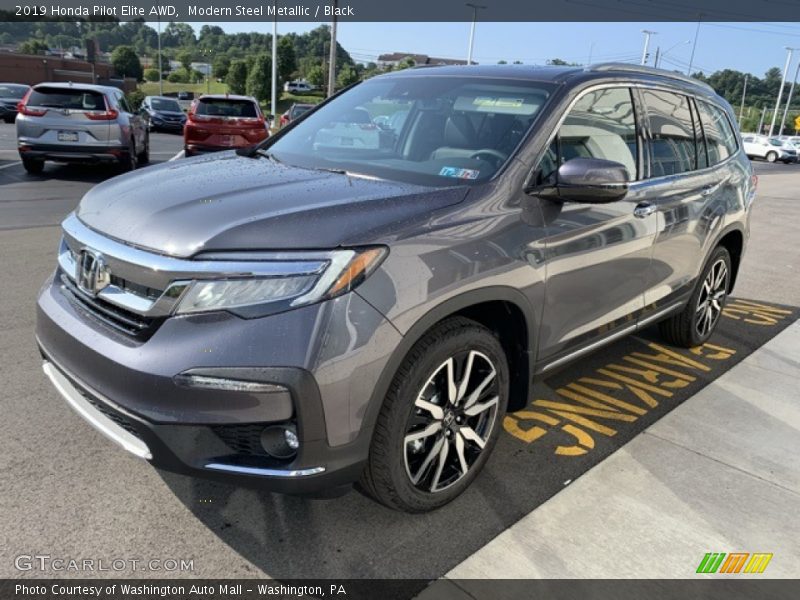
top-left (236, 145), bottom-right (281, 163)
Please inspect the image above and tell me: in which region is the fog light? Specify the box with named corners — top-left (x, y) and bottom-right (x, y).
top-left (260, 425), bottom-right (299, 459)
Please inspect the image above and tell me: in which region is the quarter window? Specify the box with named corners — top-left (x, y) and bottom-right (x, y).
top-left (697, 100), bottom-right (738, 165)
top-left (643, 90), bottom-right (697, 176)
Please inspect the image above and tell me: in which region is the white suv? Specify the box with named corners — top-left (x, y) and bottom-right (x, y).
top-left (741, 134), bottom-right (797, 163)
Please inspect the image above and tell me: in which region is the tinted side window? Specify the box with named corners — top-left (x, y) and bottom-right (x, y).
top-left (643, 90), bottom-right (696, 177)
top-left (697, 100), bottom-right (738, 165)
top-left (558, 87), bottom-right (638, 179)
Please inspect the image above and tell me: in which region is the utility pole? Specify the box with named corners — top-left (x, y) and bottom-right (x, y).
top-left (157, 16), bottom-right (163, 96)
top-left (271, 1), bottom-right (278, 123)
top-left (779, 61), bottom-right (800, 137)
top-left (739, 74), bottom-right (748, 125)
top-left (466, 3), bottom-right (486, 65)
top-left (327, 0), bottom-right (337, 97)
top-left (758, 105), bottom-right (767, 134)
top-left (769, 47), bottom-right (795, 137)
top-left (687, 21), bottom-right (701, 75)
top-left (640, 30), bottom-right (657, 65)
top-left (653, 47), bottom-right (660, 68)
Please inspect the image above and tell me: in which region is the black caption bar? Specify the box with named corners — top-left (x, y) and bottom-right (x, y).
top-left (2, 580), bottom-right (799, 600)
top-left (3, 0), bottom-right (800, 22)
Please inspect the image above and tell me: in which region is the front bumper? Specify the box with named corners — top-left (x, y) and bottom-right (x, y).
top-left (36, 269), bottom-right (400, 493)
top-left (19, 143), bottom-right (127, 164)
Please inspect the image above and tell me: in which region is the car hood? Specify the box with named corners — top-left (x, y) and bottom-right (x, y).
top-left (76, 152), bottom-right (469, 257)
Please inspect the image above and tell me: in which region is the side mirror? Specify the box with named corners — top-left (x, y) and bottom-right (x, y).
top-left (530, 157), bottom-right (630, 204)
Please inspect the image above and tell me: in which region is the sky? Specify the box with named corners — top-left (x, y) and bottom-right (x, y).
top-left (190, 21), bottom-right (800, 77)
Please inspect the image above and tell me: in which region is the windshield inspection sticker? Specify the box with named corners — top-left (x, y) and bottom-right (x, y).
top-left (440, 167), bottom-right (480, 180)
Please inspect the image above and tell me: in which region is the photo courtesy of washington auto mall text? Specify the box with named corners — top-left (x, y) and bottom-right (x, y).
top-left (0, 0), bottom-right (799, 599)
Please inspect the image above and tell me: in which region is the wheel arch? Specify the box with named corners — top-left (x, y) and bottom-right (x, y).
top-left (714, 224), bottom-right (745, 292)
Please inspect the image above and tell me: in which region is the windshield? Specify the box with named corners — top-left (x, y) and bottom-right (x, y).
top-left (151, 98), bottom-right (181, 112)
top-left (268, 76), bottom-right (552, 186)
top-left (0, 84), bottom-right (27, 98)
top-left (196, 98), bottom-right (258, 118)
top-left (27, 87), bottom-right (105, 110)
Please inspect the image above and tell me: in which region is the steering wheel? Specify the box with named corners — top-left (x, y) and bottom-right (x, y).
top-left (469, 148), bottom-right (508, 168)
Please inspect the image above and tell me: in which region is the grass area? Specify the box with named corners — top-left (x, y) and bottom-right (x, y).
top-left (140, 80), bottom-right (229, 96)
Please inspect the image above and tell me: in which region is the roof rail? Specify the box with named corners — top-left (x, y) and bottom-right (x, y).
top-left (585, 62), bottom-right (715, 92)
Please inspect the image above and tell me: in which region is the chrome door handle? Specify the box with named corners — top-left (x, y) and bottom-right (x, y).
top-left (633, 202), bottom-right (657, 218)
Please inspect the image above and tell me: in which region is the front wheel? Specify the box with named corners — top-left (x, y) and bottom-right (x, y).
top-left (360, 317), bottom-right (509, 512)
top-left (659, 246), bottom-right (731, 348)
top-left (766, 151), bottom-right (778, 163)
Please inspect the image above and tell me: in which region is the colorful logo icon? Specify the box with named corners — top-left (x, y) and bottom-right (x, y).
top-left (696, 552), bottom-right (773, 574)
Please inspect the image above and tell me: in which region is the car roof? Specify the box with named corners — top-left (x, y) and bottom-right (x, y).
top-left (145, 95), bottom-right (181, 101)
top-left (32, 81), bottom-right (120, 94)
top-left (378, 62), bottom-right (719, 101)
top-left (198, 94), bottom-right (257, 102)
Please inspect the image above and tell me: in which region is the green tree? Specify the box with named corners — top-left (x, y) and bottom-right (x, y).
top-left (246, 53), bottom-right (272, 102)
top-left (277, 36), bottom-right (297, 82)
top-left (19, 39), bottom-right (49, 55)
top-left (336, 63), bottom-right (359, 88)
top-left (497, 60), bottom-right (508, 64)
top-left (110, 45), bottom-right (143, 81)
top-left (212, 55), bottom-right (231, 80)
top-left (176, 49), bottom-right (194, 72)
top-left (226, 59), bottom-right (248, 95)
top-left (305, 64), bottom-right (325, 88)
top-left (143, 67), bottom-right (160, 81)
top-left (395, 56), bottom-right (416, 71)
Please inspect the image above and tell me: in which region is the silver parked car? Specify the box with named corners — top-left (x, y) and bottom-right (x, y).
top-left (0, 83), bottom-right (30, 123)
top-left (16, 82), bottom-right (148, 174)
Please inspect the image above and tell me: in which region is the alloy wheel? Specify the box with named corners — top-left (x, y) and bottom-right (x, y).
top-left (403, 350), bottom-right (499, 493)
top-left (695, 258), bottom-right (728, 339)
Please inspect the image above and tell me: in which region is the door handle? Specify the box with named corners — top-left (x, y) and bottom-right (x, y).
top-left (701, 183), bottom-right (721, 197)
top-left (633, 202), bottom-right (657, 218)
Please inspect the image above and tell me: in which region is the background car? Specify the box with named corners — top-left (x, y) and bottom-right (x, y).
top-left (284, 81), bottom-right (315, 94)
top-left (15, 82), bottom-right (148, 174)
top-left (183, 94), bottom-right (269, 156)
top-left (140, 95), bottom-right (187, 133)
top-left (279, 103), bottom-right (314, 127)
top-left (741, 134), bottom-right (797, 163)
top-left (0, 83), bottom-right (30, 123)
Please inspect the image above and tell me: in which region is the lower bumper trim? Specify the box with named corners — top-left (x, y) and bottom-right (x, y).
top-left (205, 462), bottom-right (325, 478)
top-left (42, 360), bottom-right (153, 460)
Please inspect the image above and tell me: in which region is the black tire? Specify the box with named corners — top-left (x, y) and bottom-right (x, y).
top-left (360, 317), bottom-right (509, 512)
top-left (659, 246), bottom-right (732, 348)
top-left (766, 151), bottom-right (778, 163)
top-left (21, 157), bottom-right (44, 174)
top-left (137, 133), bottom-right (150, 165)
top-left (118, 139), bottom-right (137, 173)
top-left (3, 115), bottom-right (14, 124)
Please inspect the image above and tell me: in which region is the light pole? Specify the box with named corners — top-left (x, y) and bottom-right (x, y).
top-left (687, 20), bottom-right (702, 75)
top-left (466, 3), bottom-right (487, 65)
top-left (640, 29), bottom-right (657, 65)
top-left (327, 0), bottom-right (337, 97)
top-left (157, 16), bottom-right (163, 96)
top-left (769, 47), bottom-right (796, 137)
top-left (779, 61), bottom-right (800, 137)
top-left (739, 74), bottom-right (748, 125)
top-left (271, 1), bottom-right (278, 122)
top-left (758, 105), bottom-right (767, 134)
top-left (655, 39), bottom-right (690, 68)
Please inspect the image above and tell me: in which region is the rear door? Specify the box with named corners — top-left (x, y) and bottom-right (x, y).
top-left (637, 89), bottom-right (738, 317)
top-left (20, 86), bottom-right (110, 146)
top-left (534, 87), bottom-right (658, 365)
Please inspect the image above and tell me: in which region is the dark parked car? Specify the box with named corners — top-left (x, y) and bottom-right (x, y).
top-left (279, 102), bottom-right (314, 127)
top-left (36, 64), bottom-right (754, 512)
top-left (140, 96), bottom-right (186, 133)
top-left (183, 94), bottom-right (269, 156)
top-left (0, 83), bottom-right (30, 123)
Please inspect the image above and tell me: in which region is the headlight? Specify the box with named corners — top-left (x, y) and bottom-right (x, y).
top-left (173, 247), bottom-right (386, 318)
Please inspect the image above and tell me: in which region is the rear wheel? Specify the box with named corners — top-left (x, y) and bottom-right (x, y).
top-left (659, 246), bottom-right (731, 348)
top-left (766, 151), bottom-right (778, 163)
top-left (118, 139), bottom-right (137, 173)
top-left (360, 317), bottom-right (509, 512)
top-left (21, 157), bottom-right (44, 174)
top-left (137, 133), bottom-right (150, 165)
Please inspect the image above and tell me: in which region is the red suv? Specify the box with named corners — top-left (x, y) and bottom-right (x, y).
top-left (184, 94), bottom-right (269, 156)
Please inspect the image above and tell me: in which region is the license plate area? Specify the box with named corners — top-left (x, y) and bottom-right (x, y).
top-left (58, 131), bottom-right (79, 142)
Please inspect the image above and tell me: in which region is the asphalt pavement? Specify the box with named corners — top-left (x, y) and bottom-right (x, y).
top-left (0, 122), bottom-right (797, 584)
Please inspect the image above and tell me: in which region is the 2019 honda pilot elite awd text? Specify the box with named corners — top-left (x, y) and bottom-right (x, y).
top-left (36, 64), bottom-right (754, 512)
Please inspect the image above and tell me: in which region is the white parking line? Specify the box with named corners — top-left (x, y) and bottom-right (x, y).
top-left (0, 161), bottom-right (20, 170)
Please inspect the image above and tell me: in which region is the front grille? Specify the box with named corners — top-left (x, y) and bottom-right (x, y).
top-left (212, 424), bottom-right (268, 457)
top-left (60, 273), bottom-right (160, 339)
